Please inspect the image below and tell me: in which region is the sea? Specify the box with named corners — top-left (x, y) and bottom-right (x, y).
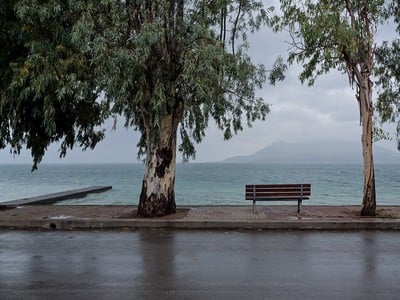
top-left (0, 163), bottom-right (399, 206)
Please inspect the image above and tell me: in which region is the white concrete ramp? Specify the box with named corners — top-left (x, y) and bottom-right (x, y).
top-left (1, 186), bottom-right (112, 206)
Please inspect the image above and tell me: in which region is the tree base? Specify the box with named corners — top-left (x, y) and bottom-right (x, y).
top-left (137, 204), bottom-right (176, 218)
top-left (137, 182), bottom-right (176, 218)
top-left (360, 204), bottom-right (376, 216)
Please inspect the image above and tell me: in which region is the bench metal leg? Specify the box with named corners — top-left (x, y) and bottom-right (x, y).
top-left (297, 200), bottom-right (302, 213)
top-left (253, 200), bottom-right (256, 214)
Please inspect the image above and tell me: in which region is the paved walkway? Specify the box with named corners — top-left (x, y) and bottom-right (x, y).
top-left (1, 205), bottom-right (400, 230)
top-left (2, 230), bottom-right (400, 299)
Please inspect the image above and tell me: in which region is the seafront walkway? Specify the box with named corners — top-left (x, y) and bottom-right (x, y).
top-left (1, 204), bottom-right (400, 230)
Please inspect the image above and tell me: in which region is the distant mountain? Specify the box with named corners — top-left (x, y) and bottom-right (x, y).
top-left (224, 141), bottom-right (400, 164)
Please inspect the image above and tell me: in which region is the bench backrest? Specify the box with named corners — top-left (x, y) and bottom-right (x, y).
top-left (245, 184), bottom-right (311, 199)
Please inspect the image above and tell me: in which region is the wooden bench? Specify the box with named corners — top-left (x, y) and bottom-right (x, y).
top-left (245, 184), bottom-right (311, 213)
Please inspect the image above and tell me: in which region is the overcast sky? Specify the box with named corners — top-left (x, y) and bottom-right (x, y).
top-left (0, 3), bottom-right (398, 165)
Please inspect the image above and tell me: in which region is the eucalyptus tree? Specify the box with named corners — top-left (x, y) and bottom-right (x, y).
top-left (0, 1), bottom-right (278, 217)
top-left (273, 0), bottom-right (397, 216)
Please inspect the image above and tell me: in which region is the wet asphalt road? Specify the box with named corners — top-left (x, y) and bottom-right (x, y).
top-left (0, 230), bottom-right (399, 300)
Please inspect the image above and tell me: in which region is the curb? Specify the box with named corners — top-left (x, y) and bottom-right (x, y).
top-left (2, 218), bottom-right (400, 231)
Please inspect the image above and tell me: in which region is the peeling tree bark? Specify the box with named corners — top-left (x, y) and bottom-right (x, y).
top-left (358, 73), bottom-right (376, 216)
top-left (137, 107), bottom-right (182, 218)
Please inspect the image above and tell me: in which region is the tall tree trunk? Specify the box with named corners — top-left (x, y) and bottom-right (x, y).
top-left (137, 111), bottom-right (181, 217)
top-left (358, 72), bottom-right (376, 216)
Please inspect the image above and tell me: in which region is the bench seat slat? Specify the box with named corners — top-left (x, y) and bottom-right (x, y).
top-left (246, 188), bottom-right (311, 194)
top-left (246, 184), bottom-right (310, 188)
top-left (246, 191), bottom-right (310, 198)
top-left (246, 184), bottom-right (311, 189)
top-left (246, 197), bottom-right (310, 201)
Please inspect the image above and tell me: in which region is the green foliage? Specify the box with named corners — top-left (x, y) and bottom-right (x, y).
top-left (375, 2), bottom-right (400, 149)
top-left (0, 0), bottom-right (107, 169)
top-left (268, 56), bottom-right (287, 85)
top-left (1, 0), bottom-right (275, 167)
top-left (272, 0), bottom-right (386, 86)
top-left (273, 0), bottom-right (400, 146)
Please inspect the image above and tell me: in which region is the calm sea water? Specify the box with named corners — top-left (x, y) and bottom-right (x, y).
top-left (0, 163), bottom-right (399, 206)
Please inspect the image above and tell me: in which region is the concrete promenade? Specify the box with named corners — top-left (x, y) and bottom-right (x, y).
top-left (1, 204), bottom-right (400, 230)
